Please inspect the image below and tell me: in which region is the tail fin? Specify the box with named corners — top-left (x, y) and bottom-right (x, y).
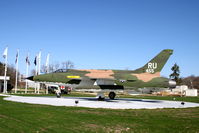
top-left (134, 49), bottom-right (173, 74)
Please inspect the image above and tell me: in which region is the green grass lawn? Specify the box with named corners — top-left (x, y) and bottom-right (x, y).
top-left (0, 95), bottom-right (199, 133)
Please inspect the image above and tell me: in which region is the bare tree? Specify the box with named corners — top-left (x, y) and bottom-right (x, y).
top-left (182, 75), bottom-right (199, 89)
top-left (40, 64), bottom-right (46, 74)
top-left (30, 69), bottom-right (36, 76)
top-left (48, 62), bottom-right (61, 73)
top-left (54, 62), bottom-right (60, 70)
top-left (49, 64), bottom-right (54, 73)
top-left (62, 60), bottom-right (74, 70)
top-left (33, 60), bottom-right (74, 74)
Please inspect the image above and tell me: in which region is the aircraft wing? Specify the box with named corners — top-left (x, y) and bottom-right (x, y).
top-left (79, 78), bottom-right (115, 86)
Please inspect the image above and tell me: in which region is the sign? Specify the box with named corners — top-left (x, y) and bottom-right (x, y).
top-left (0, 76), bottom-right (10, 80)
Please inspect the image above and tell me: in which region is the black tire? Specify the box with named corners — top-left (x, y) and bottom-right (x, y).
top-left (98, 96), bottom-right (105, 101)
top-left (109, 92), bottom-right (116, 100)
top-left (56, 93), bottom-right (61, 98)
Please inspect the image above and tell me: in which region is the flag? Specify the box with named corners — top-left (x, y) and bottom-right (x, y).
top-left (26, 55), bottom-right (30, 66)
top-left (3, 47), bottom-right (8, 59)
top-left (34, 56), bottom-right (37, 66)
top-left (15, 49), bottom-right (19, 64)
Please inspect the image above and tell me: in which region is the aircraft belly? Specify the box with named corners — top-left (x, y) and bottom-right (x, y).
top-left (75, 85), bottom-right (124, 90)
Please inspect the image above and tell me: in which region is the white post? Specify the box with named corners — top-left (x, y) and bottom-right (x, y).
top-left (34, 83), bottom-right (37, 94)
top-left (15, 49), bottom-right (19, 93)
top-left (190, 80), bottom-right (193, 89)
top-left (3, 47), bottom-right (8, 94)
top-left (37, 83), bottom-right (40, 94)
top-left (46, 84), bottom-right (48, 94)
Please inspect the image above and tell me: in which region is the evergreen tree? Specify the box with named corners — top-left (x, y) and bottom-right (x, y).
top-left (170, 63), bottom-right (181, 85)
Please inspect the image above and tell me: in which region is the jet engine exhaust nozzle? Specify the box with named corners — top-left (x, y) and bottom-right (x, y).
top-left (169, 80), bottom-right (176, 88)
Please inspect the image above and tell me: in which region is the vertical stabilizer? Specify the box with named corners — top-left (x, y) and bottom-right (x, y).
top-left (133, 49), bottom-right (173, 74)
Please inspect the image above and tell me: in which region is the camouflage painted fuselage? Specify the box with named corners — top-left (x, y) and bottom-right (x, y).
top-left (30, 49), bottom-right (173, 90)
top-left (33, 69), bottom-right (169, 89)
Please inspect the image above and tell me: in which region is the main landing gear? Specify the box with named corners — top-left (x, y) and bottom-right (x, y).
top-left (97, 92), bottom-right (116, 100)
top-left (109, 92), bottom-right (116, 100)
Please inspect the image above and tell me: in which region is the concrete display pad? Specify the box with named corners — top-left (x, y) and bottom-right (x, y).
top-left (2, 95), bottom-right (199, 109)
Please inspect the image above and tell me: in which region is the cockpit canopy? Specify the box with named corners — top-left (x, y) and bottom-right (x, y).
top-left (53, 69), bottom-right (68, 73)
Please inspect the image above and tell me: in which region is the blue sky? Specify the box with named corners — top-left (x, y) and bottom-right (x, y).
top-left (0, 0), bottom-right (199, 77)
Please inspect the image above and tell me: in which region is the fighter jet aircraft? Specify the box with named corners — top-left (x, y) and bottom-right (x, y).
top-left (27, 49), bottom-right (176, 99)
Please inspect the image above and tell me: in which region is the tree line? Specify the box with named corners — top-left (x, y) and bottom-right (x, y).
top-left (31, 60), bottom-right (74, 76)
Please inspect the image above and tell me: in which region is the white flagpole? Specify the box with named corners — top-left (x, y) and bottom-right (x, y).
top-left (45, 53), bottom-right (50, 73)
top-left (34, 55), bottom-right (38, 93)
top-left (3, 47), bottom-right (8, 93)
top-left (35, 56), bottom-right (38, 75)
top-left (37, 51), bottom-right (41, 94)
top-left (25, 53), bottom-right (30, 94)
top-left (45, 53), bottom-right (50, 94)
top-left (15, 49), bottom-right (19, 93)
top-left (38, 51), bottom-right (41, 75)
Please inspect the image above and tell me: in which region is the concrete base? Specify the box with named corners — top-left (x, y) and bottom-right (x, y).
top-left (2, 95), bottom-right (199, 109)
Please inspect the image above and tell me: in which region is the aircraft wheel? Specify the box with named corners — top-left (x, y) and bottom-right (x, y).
top-left (56, 92), bottom-right (61, 98)
top-left (98, 96), bottom-right (105, 101)
top-left (109, 92), bottom-right (116, 100)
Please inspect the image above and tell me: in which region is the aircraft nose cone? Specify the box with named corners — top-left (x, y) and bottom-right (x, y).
top-left (27, 76), bottom-right (34, 81)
